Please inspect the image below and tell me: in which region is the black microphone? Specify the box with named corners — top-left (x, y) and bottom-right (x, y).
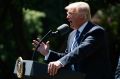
top-left (51, 24), bottom-right (72, 36)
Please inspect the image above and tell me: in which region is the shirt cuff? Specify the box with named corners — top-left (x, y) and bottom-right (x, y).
top-left (58, 60), bottom-right (64, 67)
top-left (44, 50), bottom-right (51, 60)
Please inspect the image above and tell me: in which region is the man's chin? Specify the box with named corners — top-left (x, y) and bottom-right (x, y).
top-left (70, 25), bottom-right (75, 29)
top-left (69, 23), bottom-right (73, 26)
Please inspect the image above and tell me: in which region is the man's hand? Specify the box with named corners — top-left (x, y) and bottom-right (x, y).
top-left (32, 38), bottom-right (49, 56)
top-left (48, 61), bottom-right (63, 76)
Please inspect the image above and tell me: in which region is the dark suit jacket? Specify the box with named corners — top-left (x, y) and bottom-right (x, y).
top-left (46, 21), bottom-right (114, 79)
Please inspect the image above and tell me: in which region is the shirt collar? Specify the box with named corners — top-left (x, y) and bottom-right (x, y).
top-left (77, 21), bottom-right (88, 33)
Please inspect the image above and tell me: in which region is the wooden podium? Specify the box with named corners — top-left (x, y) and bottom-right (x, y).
top-left (14, 57), bottom-right (85, 79)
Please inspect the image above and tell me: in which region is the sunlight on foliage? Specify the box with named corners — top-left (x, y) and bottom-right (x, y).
top-left (92, 4), bottom-right (120, 36)
top-left (104, 4), bottom-right (120, 35)
top-left (23, 8), bottom-right (46, 63)
top-left (23, 8), bottom-right (46, 34)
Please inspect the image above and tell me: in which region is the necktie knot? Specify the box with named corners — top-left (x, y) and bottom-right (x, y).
top-left (75, 30), bottom-right (80, 40)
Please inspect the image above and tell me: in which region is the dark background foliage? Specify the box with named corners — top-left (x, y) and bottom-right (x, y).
top-left (0, 0), bottom-right (120, 79)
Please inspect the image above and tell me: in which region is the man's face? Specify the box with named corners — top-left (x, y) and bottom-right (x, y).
top-left (66, 8), bottom-right (84, 29)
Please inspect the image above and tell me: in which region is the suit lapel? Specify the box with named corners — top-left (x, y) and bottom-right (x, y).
top-left (78, 21), bottom-right (95, 44)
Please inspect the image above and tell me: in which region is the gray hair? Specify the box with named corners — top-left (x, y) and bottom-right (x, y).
top-left (65, 2), bottom-right (91, 21)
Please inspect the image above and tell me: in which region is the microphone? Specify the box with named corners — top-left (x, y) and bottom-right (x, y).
top-left (51, 24), bottom-right (72, 36)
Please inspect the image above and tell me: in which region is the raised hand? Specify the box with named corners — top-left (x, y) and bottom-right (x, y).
top-left (32, 38), bottom-right (50, 56)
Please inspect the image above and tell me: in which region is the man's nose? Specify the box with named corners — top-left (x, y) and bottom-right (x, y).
top-left (66, 15), bottom-right (70, 19)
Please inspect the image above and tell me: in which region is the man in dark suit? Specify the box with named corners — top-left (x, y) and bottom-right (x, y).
top-left (32, 1), bottom-right (113, 79)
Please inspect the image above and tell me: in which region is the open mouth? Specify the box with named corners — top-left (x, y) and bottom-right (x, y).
top-left (69, 21), bottom-right (73, 26)
top-left (67, 19), bottom-right (73, 27)
top-left (69, 20), bottom-right (72, 24)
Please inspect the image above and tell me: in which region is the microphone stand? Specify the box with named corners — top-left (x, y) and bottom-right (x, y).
top-left (32, 30), bottom-right (52, 60)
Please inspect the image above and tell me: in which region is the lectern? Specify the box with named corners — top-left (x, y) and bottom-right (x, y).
top-left (14, 57), bottom-right (85, 79)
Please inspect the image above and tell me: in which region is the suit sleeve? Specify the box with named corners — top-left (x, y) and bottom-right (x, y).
top-left (45, 49), bottom-right (68, 63)
top-left (59, 27), bottom-right (106, 66)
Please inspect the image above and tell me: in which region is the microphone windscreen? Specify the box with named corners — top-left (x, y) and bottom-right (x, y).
top-left (57, 24), bottom-right (72, 36)
top-left (57, 24), bottom-right (69, 31)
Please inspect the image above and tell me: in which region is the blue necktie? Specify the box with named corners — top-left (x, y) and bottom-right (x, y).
top-left (71, 30), bottom-right (80, 51)
top-left (71, 30), bottom-right (80, 71)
